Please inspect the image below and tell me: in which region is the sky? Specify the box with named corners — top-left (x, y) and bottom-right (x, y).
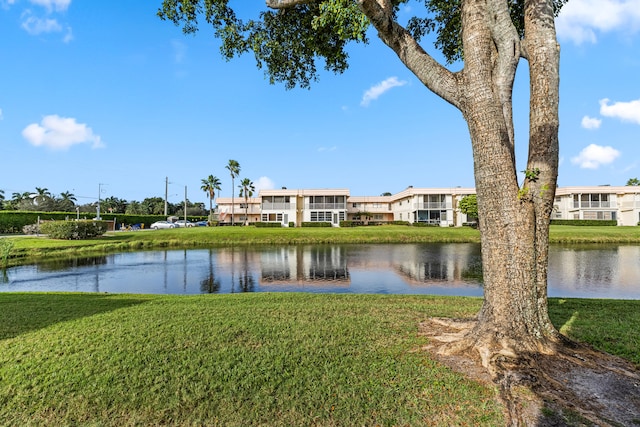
top-left (1, 0), bottom-right (639, 208)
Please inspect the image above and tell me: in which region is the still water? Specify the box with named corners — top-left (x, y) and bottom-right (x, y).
top-left (1, 244), bottom-right (639, 299)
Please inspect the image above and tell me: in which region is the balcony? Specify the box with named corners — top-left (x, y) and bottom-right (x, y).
top-left (262, 202), bottom-right (292, 210)
top-left (572, 201), bottom-right (615, 209)
top-left (308, 203), bottom-right (346, 210)
top-left (414, 202), bottom-right (452, 210)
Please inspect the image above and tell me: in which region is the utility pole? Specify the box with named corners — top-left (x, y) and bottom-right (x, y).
top-left (97, 183), bottom-right (104, 220)
top-left (164, 177), bottom-right (169, 216)
top-left (184, 186), bottom-right (188, 223)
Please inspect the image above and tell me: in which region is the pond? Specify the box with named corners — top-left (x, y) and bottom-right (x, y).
top-left (1, 244), bottom-right (639, 299)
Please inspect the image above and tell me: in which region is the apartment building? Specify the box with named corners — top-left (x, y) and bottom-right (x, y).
top-left (214, 185), bottom-right (640, 227)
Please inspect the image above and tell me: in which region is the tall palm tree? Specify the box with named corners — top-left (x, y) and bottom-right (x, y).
top-left (57, 191), bottom-right (77, 212)
top-left (225, 160), bottom-right (240, 225)
top-left (0, 189), bottom-right (4, 209)
top-left (200, 175), bottom-right (222, 219)
top-left (238, 178), bottom-right (255, 226)
top-left (34, 187), bottom-right (51, 206)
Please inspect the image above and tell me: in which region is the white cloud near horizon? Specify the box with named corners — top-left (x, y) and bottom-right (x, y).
top-left (556, 0), bottom-right (640, 44)
top-left (22, 115), bottom-right (104, 150)
top-left (581, 115), bottom-right (602, 129)
top-left (571, 144), bottom-right (620, 169)
top-left (254, 176), bottom-right (275, 193)
top-left (361, 77), bottom-right (407, 107)
top-left (600, 98), bottom-right (640, 124)
top-left (0, 108), bottom-right (3, 120)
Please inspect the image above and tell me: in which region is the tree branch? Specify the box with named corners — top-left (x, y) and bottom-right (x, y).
top-left (358, 0), bottom-right (462, 109)
top-left (265, 0), bottom-right (316, 9)
top-left (486, 0), bottom-right (521, 151)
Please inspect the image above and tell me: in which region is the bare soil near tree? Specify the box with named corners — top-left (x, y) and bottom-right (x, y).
top-left (420, 318), bottom-right (640, 426)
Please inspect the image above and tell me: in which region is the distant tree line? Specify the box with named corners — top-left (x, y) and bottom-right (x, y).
top-left (0, 187), bottom-right (206, 217)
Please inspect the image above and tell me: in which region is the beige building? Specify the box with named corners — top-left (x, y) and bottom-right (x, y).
top-left (214, 185), bottom-right (640, 227)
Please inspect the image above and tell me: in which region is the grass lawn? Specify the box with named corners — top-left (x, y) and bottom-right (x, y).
top-left (5, 224), bottom-right (640, 267)
top-left (1, 293), bottom-right (637, 426)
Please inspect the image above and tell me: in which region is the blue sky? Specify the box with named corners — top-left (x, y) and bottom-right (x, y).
top-left (1, 0), bottom-right (639, 207)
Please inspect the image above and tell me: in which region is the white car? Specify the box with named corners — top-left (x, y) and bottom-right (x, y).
top-left (174, 220), bottom-right (194, 228)
top-left (150, 221), bottom-right (176, 229)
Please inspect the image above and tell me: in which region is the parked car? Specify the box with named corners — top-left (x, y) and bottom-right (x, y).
top-left (174, 220), bottom-right (194, 228)
top-left (150, 220), bottom-right (176, 229)
top-left (194, 220), bottom-right (208, 227)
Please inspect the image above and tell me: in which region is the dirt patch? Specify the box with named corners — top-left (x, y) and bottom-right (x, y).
top-left (419, 318), bottom-right (640, 426)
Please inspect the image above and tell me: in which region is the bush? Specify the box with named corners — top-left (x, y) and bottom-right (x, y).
top-left (255, 222), bottom-right (282, 228)
top-left (40, 220), bottom-right (108, 239)
top-left (289, 222), bottom-right (295, 228)
top-left (412, 222), bottom-right (439, 227)
top-left (389, 221), bottom-right (411, 226)
top-left (550, 219), bottom-right (617, 226)
top-left (339, 220), bottom-right (358, 227)
top-left (22, 223), bottom-right (40, 235)
top-left (301, 222), bottom-right (332, 227)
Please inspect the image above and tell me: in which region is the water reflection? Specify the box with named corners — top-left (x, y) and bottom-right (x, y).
top-left (1, 244), bottom-right (639, 299)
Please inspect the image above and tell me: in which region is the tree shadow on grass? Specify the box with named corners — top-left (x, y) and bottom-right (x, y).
top-left (0, 293), bottom-right (150, 341)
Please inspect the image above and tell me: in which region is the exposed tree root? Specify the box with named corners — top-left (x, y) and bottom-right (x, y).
top-left (419, 318), bottom-right (640, 426)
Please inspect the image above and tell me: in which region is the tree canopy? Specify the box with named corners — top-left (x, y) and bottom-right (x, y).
top-left (159, 0), bottom-right (566, 89)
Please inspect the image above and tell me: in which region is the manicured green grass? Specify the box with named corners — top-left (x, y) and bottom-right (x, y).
top-left (0, 293), bottom-right (503, 426)
top-left (1, 293), bottom-right (637, 426)
top-left (6, 224), bottom-right (640, 266)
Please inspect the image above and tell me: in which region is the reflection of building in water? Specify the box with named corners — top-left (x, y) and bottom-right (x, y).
top-left (549, 245), bottom-right (640, 293)
top-left (385, 244), bottom-right (481, 285)
top-left (259, 246), bottom-right (350, 285)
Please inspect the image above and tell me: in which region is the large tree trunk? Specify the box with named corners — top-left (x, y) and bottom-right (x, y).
top-left (452, 0), bottom-right (561, 363)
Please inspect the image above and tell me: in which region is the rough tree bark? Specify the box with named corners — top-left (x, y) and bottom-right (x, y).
top-left (357, 0), bottom-right (561, 365)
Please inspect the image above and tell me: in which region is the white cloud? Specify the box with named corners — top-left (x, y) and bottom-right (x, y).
top-left (0, 108), bottom-right (3, 120)
top-left (171, 40), bottom-right (187, 63)
top-left (318, 146), bottom-right (337, 152)
top-left (571, 144), bottom-right (620, 169)
top-left (581, 115), bottom-right (602, 129)
top-left (62, 25), bottom-right (73, 43)
top-left (599, 98), bottom-right (640, 124)
top-left (22, 115), bottom-right (104, 150)
top-left (360, 77), bottom-right (407, 107)
top-left (254, 176), bottom-right (275, 192)
top-left (29, 0), bottom-right (71, 12)
top-left (556, 0), bottom-right (640, 44)
top-left (21, 14), bottom-right (62, 35)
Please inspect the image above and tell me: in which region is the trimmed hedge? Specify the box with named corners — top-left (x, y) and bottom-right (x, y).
top-left (254, 222), bottom-right (283, 228)
top-left (301, 222), bottom-right (332, 227)
top-left (40, 220), bottom-right (108, 239)
top-left (0, 211), bottom-right (207, 234)
top-left (412, 222), bottom-right (440, 227)
top-left (550, 219), bottom-right (618, 226)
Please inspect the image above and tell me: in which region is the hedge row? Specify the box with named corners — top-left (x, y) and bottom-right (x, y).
top-left (550, 219), bottom-right (618, 226)
top-left (301, 222), bottom-right (332, 227)
top-left (40, 220), bottom-right (109, 240)
top-left (0, 211), bottom-right (207, 234)
top-left (254, 222), bottom-right (283, 228)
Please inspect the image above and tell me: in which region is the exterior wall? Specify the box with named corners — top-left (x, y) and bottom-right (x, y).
top-left (213, 186), bottom-right (640, 227)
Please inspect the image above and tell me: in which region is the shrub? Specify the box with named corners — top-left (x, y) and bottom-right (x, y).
top-left (255, 222), bottom-right (282, 228)
top-left (40, 220), bottom-right (108, 239)
top-left (301, 222), bottom-right (332, 227)
top-left (412, 222), bottom-right (439, 227)
top-left (550, 219), bottom-right (617, 226)
top-left (289, 222), bottom-right (295, 228)
top-left (389, 221), bottom-right (411, 226)
top-left (339, 220), bottom-right (357, 227)
top-left (22, 223), bottom-right (40, 235)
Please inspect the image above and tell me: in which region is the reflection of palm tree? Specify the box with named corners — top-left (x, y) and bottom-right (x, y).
top-left (238, 247), bottom-right (255, 292)
top-left (201, 175), bottom-right (222, 220)
top-left (200, 249), bottom-right (221, 293)
top-left (238, 178), bottom-right (255, 226)
top-left (225, 160), bottom-right (240, 225)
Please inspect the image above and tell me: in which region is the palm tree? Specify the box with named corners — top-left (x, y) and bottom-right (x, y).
top-left (200, 175), bottom-right (222, 219)
top-left (33, 187), bottom-right (51, 206)
top-left (225, 160), bottom-right (240, 225)
top-left (238, 178), bottom-right (255, 226)
top-left (57, 191), bottom-right (77, 211)
top-left (0, 189), bottom-right (4, 209)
